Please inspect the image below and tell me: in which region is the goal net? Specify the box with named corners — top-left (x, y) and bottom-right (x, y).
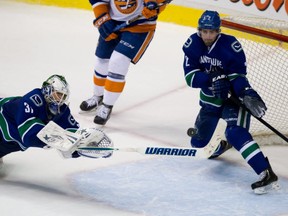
top-left (221, 16), bottom-right (288, 145)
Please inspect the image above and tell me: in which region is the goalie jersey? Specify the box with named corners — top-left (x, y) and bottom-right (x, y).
top-left (182, 32), bottom-right (250, 108)
top-left (0, 88), bottom-right (79, 151)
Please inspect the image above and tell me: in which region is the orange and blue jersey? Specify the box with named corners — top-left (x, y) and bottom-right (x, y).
top-left (89, 0), bottom-right (167, 33)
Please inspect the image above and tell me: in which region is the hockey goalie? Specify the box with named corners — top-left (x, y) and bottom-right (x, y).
top-left (0, 74), bottom-right (113, 164)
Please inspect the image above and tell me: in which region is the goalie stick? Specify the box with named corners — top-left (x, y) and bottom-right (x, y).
top-left (113, 0), bottom-right (173, 32)
top-left (37, 119), bottom-right (226, 159)
top-left (77, 119), bottom-right (227, 159)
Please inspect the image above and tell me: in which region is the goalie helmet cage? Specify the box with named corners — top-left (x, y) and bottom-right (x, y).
top-left (221, 16), bottom-right (288, 145)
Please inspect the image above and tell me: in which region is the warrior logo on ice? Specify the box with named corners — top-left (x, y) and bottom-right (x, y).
top-left (145, 147), bottom-right (197, 157)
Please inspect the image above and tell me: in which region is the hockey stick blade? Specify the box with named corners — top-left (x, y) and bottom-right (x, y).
top-left (78, 119), bottom-right (227, 158)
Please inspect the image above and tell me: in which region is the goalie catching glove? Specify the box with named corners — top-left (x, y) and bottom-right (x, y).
top-left (37, 121), bottom-right (113, 159)
top-left (76, 128), bottom-right (114, 159)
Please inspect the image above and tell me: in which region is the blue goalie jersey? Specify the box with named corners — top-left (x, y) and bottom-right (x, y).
top-left (0, 88), bottom-right (79, 151)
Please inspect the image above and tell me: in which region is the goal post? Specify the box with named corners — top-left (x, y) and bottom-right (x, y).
top-left (221, 17), bottom-right (288, 145)
top-left (221, 19), bottom-right (288, 43)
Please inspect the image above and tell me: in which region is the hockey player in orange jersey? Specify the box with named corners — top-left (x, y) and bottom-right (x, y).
top-left (80, 0), bottom-right (171, 125)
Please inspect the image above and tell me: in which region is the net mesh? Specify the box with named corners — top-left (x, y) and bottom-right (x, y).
top-left (221, 17), bottom-right (288, 145)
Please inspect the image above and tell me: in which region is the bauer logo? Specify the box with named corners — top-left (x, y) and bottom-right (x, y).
top-left (145, 147), bottom-right (197, 157)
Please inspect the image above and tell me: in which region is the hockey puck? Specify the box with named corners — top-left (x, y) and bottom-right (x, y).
top-left (187, 128), bottom-right (197, 137)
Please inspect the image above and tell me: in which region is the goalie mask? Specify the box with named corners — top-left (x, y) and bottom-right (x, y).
top-left (42, 74), bottom-right (70, 115)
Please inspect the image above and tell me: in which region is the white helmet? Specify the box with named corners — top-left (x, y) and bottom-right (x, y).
top-left (42, 74), bottom-right (70, 115)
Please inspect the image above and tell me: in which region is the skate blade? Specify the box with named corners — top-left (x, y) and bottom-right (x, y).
top-left (253, 181), bottom-right (281, 195)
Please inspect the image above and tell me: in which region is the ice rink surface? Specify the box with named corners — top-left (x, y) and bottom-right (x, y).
top-left (0, 1), bottom-right (288, 216)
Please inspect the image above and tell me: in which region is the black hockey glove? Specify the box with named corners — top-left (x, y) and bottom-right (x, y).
top-left (210, 72), bottom-right (230, 100)
top-left (241, 88), bottom-right (267, 118)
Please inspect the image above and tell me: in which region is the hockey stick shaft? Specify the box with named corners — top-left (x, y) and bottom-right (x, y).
top-left (113, 0), bottom-right (173, 32)
top-left (37, 116), bottom-right (225, 159)
top-left (77, 146), bottom-right (201, 158)
top-left (77, 119), bottom-right (227, 159)
top-left (229, 95), bottom-right (288, 143)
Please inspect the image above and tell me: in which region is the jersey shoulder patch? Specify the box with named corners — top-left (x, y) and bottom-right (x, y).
top-left (183, 33), bottom-right (203, 54)
top-left (29, 94), bottom-right (44, 107)
top-left (231, 40), bottom-right (243, 53)
top-left (68, 114), bottom-right (78, 126)
top-left (220, 34), bottom-right (243, 53)
top-left (183, 36), bottom-right (193, 49)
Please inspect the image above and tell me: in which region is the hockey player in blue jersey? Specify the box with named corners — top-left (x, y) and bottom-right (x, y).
top-left (182, 10), bottom-right (279, 194)
top-left (0, 75), bottom-right (81, 163)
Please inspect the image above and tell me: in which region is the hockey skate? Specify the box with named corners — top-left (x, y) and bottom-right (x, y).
top-left (208, 140), bottom-right (232, 159)
top-left (94, 103), bottom-right (113, 125)
top-left (80, 95), bottom-right (103, 111)
top-left (251, 158), bottom-right (280, 194)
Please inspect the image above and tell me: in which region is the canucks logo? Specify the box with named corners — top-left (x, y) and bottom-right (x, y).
top-left (30, 94), bottom-right (43, 107)
top-left (114, 0), bottom-right (137, 14)
top-left (231, 41), bottom-right (243, 53)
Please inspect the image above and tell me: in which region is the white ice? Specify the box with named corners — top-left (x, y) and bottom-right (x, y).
top-left (0, 1), bottom-right (288, 216)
